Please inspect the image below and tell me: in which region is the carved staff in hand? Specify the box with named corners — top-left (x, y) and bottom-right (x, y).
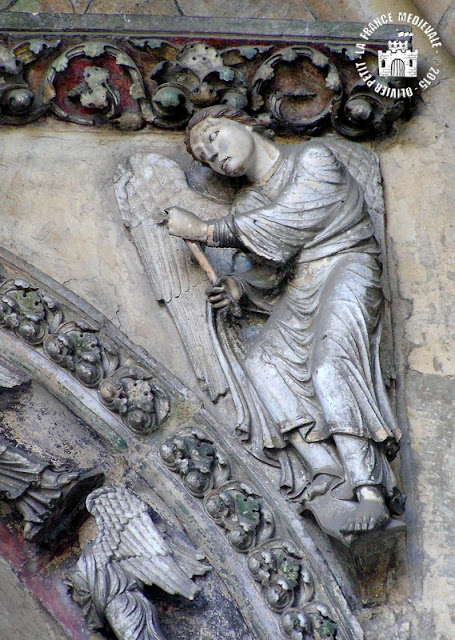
top-left (115, 105), bottom-right (405, 540)
top-left (162, 105), bottom-right (405, 538)
top-left (162, 210), bottom-right (242, 318)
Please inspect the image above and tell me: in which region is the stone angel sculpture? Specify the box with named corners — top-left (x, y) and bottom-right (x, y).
top-left (115, 105), bottom-right (405, 541)
top-left (69, 486), bottom-right (210, 640)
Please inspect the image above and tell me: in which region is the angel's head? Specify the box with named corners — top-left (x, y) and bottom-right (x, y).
top-left (185, 106), bottom-right (269, 179)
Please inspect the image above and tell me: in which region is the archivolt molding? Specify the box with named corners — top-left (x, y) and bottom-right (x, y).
top-left (0, 247), bottom-right (191, 449)
top-left (159, 426), bottom-right (339, 640)
top-left (0, 246), bottom-right (364, 640)
top-left (0, 16), bottom-right (410, 640)
top-left (0, 15), bottom-right (415, 139)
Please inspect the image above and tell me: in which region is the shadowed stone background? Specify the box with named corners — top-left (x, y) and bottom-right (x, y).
top-left (0, 1), bottom-right (454, 640)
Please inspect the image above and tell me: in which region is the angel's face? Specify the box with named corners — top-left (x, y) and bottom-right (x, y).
top-left (189, 117), bottom-right (255, 177)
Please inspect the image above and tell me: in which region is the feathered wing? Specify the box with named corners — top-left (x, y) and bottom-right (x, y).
top-left (114, 153), bottom-right (230, 401)
top-left (321, 136), bottom-right (387, 284)
top-left (88, 487), bottom-right (210, 600)
top-left (321, 135), bottom-right (397, 428)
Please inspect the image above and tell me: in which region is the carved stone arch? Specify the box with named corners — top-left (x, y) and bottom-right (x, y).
top-left (0, 246), bottom-right (365, 640)
top-left (0, 13), bottom-right (424, 640)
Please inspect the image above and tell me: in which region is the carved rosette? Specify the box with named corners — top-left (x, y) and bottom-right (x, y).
top-left (0, 279), bottom-right (62, 345)
top-left (204, 481), bottom-right (275, 553)
top-left (329, 48), bottom-right (412, 139)
top-left (0, 39), bottom-right (60, 124)
top-left (148, 41), bottom-right (249, 128)
top-left (251, 46), bottom-right (342, 133)
top-left (160, 428), bottom-right (231, 496)
top-left (43, 42), bottom-right (154, 129)
top-left (0, 277), bottom-right (170, 436)
top-left (0, 35), bottom-right (414, 138)
top-left (160, 427), bottom-right (338, 639)
top-left (99, 366), bottom-right (170, 434)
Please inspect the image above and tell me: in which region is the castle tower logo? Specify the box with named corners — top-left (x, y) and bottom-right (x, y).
top-left (355, 13), bottom-right (444, 96)
top-left (378, 32), bottom-right (418, 77)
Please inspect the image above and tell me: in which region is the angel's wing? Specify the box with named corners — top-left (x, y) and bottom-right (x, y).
top-left (87, 487), bottom-right (209, 600)
top-left (321, 135), bottom-right (395, 382)
top-left (114, 153), bottom-right (230, 401)
top-left (321, 136), bottom-right (387, 283)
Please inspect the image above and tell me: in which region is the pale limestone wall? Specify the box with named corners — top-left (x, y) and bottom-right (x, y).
top-left (0, 126), bottom-right (200, 391)
top-left (369, 15), bottom-right (455, 639)
top-left (0, 3), bottom-right (454, 640)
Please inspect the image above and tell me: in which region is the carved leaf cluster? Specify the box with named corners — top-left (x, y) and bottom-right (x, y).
top-left (160, 428), bottom-right (230, 496)
top-left (0, 279), bottom-right (170, 434)
top-left (0, 35), bottom-right (413, 138)
top-left (204, 481), bottom-right (275, 552)
top-left (160, 427), bottom-right (338, 639)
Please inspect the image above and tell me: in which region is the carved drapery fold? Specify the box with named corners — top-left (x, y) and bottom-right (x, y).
top-left (0, 248), bottom-right (364, 639)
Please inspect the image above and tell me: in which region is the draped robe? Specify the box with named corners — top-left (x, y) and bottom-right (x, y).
top-left (210, 141), bottom-right (401, 501)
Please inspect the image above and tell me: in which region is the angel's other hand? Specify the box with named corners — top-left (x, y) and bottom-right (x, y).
top-left (206, 276), bottom-right (242, 309)
top-left (165, 206), bottom-right (208, 241)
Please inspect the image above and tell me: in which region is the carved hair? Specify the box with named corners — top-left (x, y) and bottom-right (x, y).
top-left (184, 105), bottom-right (266, 161)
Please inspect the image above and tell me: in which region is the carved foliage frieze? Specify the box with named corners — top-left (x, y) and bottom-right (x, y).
top-left (0, 279), bottom-right (63, 345)
top-left (160, 427), bottom-right (338, 639)
top-left (99, 366), bottom-right (170, 434)
top-left (160, 427), bottom-right (231, 497)
top-left (43, 320), bottom-right (119, 388)
top-left (205, 481), bottom-right (275, 553)
top-left (0, 278), bottom-right (170, 435)
top-left (0, 34), bottom-right (413, 138)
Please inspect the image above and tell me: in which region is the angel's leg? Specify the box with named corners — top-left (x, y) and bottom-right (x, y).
top-left (334, 434), bottom-right (390, 533)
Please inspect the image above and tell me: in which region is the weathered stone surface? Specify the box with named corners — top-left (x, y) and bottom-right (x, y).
top-left (0, 556), bottom-right (72, 640)
top-left (0, 380), bottom-right (111, 470)
top-left (0, 3), bottom-right (454, 640)
top-left (367, 24), bottom-right (455, 639)
top-left (0, 125), bottom-right (200, 395)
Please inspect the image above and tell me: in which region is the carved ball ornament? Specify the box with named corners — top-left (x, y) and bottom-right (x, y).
top-left (0, 36), bottom-right (414, 138)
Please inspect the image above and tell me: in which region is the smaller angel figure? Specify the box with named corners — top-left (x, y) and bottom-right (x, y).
top-left (69, 487), bottom-right (210, 640)
top-left (162, 106), bottom-right (405, 538)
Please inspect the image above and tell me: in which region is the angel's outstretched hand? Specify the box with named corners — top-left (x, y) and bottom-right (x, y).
top-left (163, 206), bottom-right (209, 242)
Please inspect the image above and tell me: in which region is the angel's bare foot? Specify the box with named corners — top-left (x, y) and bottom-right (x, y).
top-left (340, 486), bottom-right (390, 534)
top-left (304, 474), bottom-right (334, 501)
